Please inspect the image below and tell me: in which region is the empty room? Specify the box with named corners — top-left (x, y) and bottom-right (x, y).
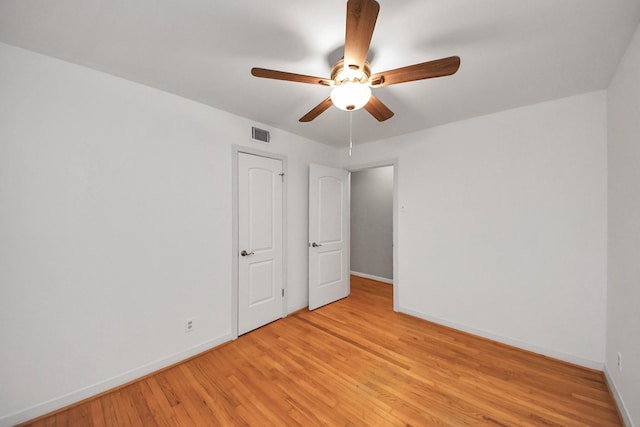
top-left (1, 0), bottom-right (639, 425)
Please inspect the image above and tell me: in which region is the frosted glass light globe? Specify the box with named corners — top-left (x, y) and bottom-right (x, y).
top-left (330, 82), bottom-right (372, 111)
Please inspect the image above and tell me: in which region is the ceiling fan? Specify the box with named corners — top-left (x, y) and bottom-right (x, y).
top-left (251, 0), bottom-right (460, 123)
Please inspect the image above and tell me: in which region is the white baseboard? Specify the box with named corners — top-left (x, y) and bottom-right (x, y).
top-left (287, 301), bottom-right (308, 314)
top-left (398, 306), bottom-right (603, 371)
top-left (1, 333), bottom-right (234, 427)
top-left (350, 271), bottom-right (393, 285)
top-left (604, 365), bottom-right (634, 427)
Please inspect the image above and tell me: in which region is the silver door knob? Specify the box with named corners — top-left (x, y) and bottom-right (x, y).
top-left (311, 242), bottom-right (322, 247)
top-left (240, 250), bottom-right (254, 256)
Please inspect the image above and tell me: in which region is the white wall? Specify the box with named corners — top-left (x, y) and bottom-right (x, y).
top-left (607, 23), bottom-right (640, 427)
top-left (350, 167), bottom-right (394, 281)
top-left (342, 91), bottom-right (608, 368)
top-left (0, 42), bottom-right (338, 426)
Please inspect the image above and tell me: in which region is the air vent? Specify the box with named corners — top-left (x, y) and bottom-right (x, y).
top-left (251, 127), bottom-right (270, 143)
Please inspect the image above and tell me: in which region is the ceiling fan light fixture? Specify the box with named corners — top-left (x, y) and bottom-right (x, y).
top-left (251, 0), bottom-right (459, 123)
top-left (330, 81), bottom-right (372, 111)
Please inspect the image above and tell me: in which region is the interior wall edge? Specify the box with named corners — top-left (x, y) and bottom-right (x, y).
top-left (0, 333), bottom-right (234, 427)
top-left (604, 365), bottom-right (635, 427)
top-left (398, 306), bottom-right (603, 371)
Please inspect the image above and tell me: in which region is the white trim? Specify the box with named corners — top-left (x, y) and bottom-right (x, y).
top-left (0, 334), bottom-right (233, 427)
top-left (351, 270), bottom-right (393, 285)
top-left (346, 159), bottom-right (399, 312)
top-left (231, 149), bottom-right (239, 339)
top-left (287, 301), bottom-right (308, 313)
top-left (399, 306), bottom-right (603, 370)
top-left (231, 146), bottom-right (289, 338)
top-left (604, 365), bottom-right (634, 427)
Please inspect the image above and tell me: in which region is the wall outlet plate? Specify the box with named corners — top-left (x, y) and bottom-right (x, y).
top-left (185, 318), bottom-right (194, 333)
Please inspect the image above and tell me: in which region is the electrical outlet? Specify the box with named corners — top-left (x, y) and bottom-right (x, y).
top-left (185, 318), bottom-right (194, 333)
top-left (617, 352), bottom-right (622, 372)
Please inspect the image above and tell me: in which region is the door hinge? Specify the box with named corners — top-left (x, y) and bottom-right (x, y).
top-left (282, 288), bottom-right (285, 297)
top-left (279, 172), bottom-right (285, 182)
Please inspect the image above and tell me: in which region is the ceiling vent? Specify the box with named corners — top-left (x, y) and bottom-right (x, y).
top-left (251, 126), bottom-right (270, 143)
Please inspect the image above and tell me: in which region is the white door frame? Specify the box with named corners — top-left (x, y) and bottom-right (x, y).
top-left (347, 159), bottom-right (399, 312)
top-left (231, 146), bottom-right (288, 339)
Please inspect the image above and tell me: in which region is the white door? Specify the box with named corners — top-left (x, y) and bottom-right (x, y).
top-left (308, 164), bottom-right (350, 310)
top-left (238, 153), bottom-right (284, 335)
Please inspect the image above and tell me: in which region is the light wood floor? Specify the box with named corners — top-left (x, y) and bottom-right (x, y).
top-left (22, 276), bottom-right (622, 426)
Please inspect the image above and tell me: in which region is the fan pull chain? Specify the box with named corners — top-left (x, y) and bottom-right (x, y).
top-left (349, 112), bottom-right (353, 157)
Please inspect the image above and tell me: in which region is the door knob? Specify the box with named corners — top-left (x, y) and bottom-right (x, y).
top-left (240, 250), bottom-right (255, 256)
top-left (311, 242), bottom-right (322, 247)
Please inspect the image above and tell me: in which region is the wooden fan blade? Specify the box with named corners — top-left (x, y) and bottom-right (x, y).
top-left (369, 56), bottom-right (461, 87)
top-left (364, 95), bottom-right (394, 122)
top-left (251, 68), bottom-right (332, 86)
top-left (299, 97), bottom-right (333, 122)
top-left (344, 0), bottom-right (380, 73)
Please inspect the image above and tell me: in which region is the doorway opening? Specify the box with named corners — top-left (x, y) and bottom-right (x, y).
top-left (349, 162), bottom-right (397, 311)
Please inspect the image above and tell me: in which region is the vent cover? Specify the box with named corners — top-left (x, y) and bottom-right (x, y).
top-left (251, 127), bottom-right (270, 143)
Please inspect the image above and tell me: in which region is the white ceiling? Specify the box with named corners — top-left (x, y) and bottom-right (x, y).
top-left (1, 0), bottom-right (639, 147)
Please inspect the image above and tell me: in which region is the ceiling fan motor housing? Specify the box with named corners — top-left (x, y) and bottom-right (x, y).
top-left (331, 59), bottom-right (371, 85)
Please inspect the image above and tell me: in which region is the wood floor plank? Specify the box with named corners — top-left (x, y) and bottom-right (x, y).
top-left (18, 275), bottom-right (623, 426)
top-left (134, 380), bottom-right (174, 427)
top-left (87, 399), bottom-right (106, 427)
